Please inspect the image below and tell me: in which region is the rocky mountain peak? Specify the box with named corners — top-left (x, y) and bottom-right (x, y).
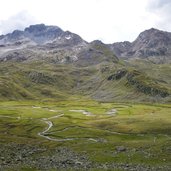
top-left (24, 24), bottom-right (63, 35)
top-left (7, 30), bottom-right (24, 41)
top-left (23, 24), bottom-right (64, 44)
top-left (24, 24), bottom-right (47, 33)
top-left (0, 24), bottom-right (89, 64)
top-left (135, 28), bottom-right (171, 45)
top-left (110, 28), bottom-right (171, 59)
top-left (91, 40), bottom-right (104, 45)
top-left (0, 24), bottom-right (66, 45)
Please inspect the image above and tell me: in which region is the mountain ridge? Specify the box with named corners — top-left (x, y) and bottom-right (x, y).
top-left (110, 28), bottom-right (171, 61)
top-left (0, 24), bottom-right (85, 46)
top-left (1, 24), bottom-right (171, 62)
top-left (0, 24), bottom-right (170, 102)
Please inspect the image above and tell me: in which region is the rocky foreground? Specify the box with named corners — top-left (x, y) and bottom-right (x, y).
top-left (0, 143), bottom-right (170, 171)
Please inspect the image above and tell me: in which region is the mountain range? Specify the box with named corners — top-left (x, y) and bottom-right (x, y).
top-left (0, 24), bottom-right (170, 103)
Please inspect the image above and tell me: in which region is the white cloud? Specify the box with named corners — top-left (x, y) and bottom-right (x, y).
top-left (0, 0), bottom-right (170, 43)
top-left (146, 0), bottom-right (171, 31)
top-left (0, 11), bottom-right (38, 34)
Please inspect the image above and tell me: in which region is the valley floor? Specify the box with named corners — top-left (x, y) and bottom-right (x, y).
top-left (0, 100), bottom-right (171, 170)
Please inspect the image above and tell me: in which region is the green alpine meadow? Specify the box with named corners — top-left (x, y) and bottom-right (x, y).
top-left (0, 23), bottom-right (171, 170)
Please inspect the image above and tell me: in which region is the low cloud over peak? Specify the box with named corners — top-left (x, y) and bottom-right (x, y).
top-left (0, 11), bottom-right (38, 35)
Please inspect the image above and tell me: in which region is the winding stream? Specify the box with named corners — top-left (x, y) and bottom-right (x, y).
top-left (69, 110), bottom-right (93, 116)
top-left (38, 114), bottom-right (76, 142)
top-left (0, 107), bottom-right (170, 143)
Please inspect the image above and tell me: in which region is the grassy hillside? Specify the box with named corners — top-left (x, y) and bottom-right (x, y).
top-left (0, 59), bottom-right (170, 103)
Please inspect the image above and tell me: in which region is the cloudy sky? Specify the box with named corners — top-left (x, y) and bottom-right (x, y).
top-left (0, 0), bottom-right (170, 43)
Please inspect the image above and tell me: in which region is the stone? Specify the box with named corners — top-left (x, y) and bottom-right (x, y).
top-left (116, 146), bottom-right (126, 152)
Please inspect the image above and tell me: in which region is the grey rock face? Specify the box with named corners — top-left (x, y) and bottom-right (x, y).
top-left (24, 24), bottom-right (64, 44)
top-left (24, 24), bottom-right (48, 33)
top-left (110, 28), bottom-right (171, 58)
top-left (0, 24), bottom-right (86, 63)
top-left (110, 41), bottom-right (132, 57)
top-left (0, 24), bottom-right (120, 65)
top-left (0, 24), bottom-right (84, 45)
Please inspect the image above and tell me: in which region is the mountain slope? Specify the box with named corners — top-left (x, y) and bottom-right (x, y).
top-left (0, 58), bottom-right (170, 103)
top-left (0, 24), bottom-right (170, 103)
